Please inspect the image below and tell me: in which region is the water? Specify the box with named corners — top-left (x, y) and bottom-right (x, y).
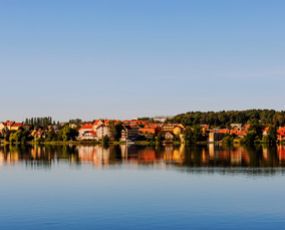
top-left (0, 144), bottom-right (285, 230)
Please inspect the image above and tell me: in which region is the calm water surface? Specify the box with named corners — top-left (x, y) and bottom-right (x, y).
top-left (0, 144), bottom-right (285, 230)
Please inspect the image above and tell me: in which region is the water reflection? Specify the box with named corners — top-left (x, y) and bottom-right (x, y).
top-left (1, 144), bottom-right (285, 174)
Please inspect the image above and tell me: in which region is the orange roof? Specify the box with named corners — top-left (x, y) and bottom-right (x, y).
top-left (211, 129), bottom-right (230, 134)
top-left (139, 128), bottom-right (157, 134)
top-left (13, 122), bottom-right (23, 127)
top-left (80, 123), bottom-right (93, 130)
top-left (88, 130), bottom-right (96, 136)
top-left (231, 130), bottom-right (248, 136)
top-left (277, 127), bottom-right (285, 136)
top-left (2, 121), bottom-right (23, 128)
top-left (93, 119), bottom-right (111, 126)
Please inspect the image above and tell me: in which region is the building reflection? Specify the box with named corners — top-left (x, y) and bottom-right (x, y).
top-left (0, 144), bottom-right (285, 170)
top-left (278, 145), bottom-right (285, 161)
top-left (163, 145), bottom-right (185, 164)
top-left (77, 146), bottom-right (110, 167)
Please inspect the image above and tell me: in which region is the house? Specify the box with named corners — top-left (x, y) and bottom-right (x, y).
top-left (138, 123), bottom-right (161, 138)
top-left (122, 119), bottom-right (146, 127)
top-left (78, 120), bottom-right (112, 141)
top-left (208, 129), bottom-right (229, 143)
top-left (11, 122), bottom-right (24, 131)
top-left (161, 123), bottom-right (184, 136)
top-left (78, 123), bottom-right (97, 140)
top-left (277, 127), bottom-right (285, 142)
top-left (121, 125), bottom-right (139, 142)
top-left (160, 123), bottom-right (185, 143)
top-left (230, 123), bottom-right (242, 130)
top-left (96, 123), bottom-right (111, 140)
top-left (0, 123), bottom-right (5, 133)
top-left (0, 121), bottom-right (24, 133)
top-left (230, 128), bottom-right (248, 137)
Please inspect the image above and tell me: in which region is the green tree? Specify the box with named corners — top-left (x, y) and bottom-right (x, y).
top-left (184, 127), bottom-right (194, 145)
top-left (58, 126), bottom-right (78, 141)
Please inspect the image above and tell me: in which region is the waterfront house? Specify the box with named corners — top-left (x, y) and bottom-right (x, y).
top-left (161, 123), bottom-right (184, 133)
top-left (208, 129), bottom-right (230, 143)
top-left (230, 123), bottom-right (242, 130)
top-left (78, 120), bottom-right (111, 141)
top-left (161, 123), bottom-right (185, 143)
top-left (0, 123), bottom-right (5, 133)
top-left (96, 123), bottom-right (111, 140)
top-left (121, 125), bottom-right (139, 142)
top-left (0, 121), bottom-right (23, 133)
top-left (122, 119), bottom-right (146, 127)
top-left (138, 123), bottom-right (161, 139)
top-left (277, 127), bottom-right (285, 142)
top-left (78, 123), bottom-right (97, 140)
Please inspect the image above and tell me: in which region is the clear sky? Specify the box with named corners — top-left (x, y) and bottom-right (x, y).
top-left (0, 0), bottom-right (284, 121)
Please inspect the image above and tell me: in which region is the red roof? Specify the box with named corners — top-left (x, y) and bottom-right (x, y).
top-left (277, 127), bottom-right (285, 137)
top-left (80, 123), bottom-right (93, 130)
top-left (88, 130), bottom-right (96, 136)
top-left (139, 128), bottom-right (157, 134)
top-left (2, 121), bottom-right (23, 128)
top-left (13, 122), bottom-right (23, 127)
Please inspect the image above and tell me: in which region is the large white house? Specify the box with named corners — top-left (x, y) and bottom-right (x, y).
top-left (78, 120), bottom-right (111, 141)
top-left (96, 124), bottom-right (111, 140)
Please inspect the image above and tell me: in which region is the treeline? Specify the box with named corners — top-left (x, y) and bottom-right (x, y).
top-left (25, 117), bottom-right (55, 128)
top-left (169, 110), bottom-right (285, 127)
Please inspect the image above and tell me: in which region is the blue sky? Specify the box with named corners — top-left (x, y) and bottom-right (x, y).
top-left (0, 0), bottom-right (284, 121)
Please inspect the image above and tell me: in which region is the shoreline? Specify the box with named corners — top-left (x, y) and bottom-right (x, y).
top-left (0, 140), bottom-right (284, 147)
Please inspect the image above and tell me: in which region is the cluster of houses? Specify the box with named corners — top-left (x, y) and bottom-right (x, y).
top-left (78, 119), bottom-right (185, 143)
top-left (208, 124), bottom-right (285, 143)
top-left (1, 119), bottom-right (285, 144)
top-left (208, 123), bottom-right (250, 142)
top-left (77, 120), bottom-right (285, 143)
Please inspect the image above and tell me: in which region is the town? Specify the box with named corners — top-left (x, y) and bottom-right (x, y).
top-left (0, 110), bottom-right (285, 146)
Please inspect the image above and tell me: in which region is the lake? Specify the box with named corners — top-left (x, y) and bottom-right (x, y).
top-left (0, 144), bottom-right (285, 230)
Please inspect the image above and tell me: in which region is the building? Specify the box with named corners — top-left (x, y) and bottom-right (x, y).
top-left (0, 121), bottom-right (24, 133)
top-left (138, 123), bottom-right (161, 139)
top-left (230, 123), bottom-right (242, 130)
top-left (208, 129), bottom-right (229, 143)
top-left (277, 127), bottom-right (285, 142)
top-left (78, 120), bottom-right (112, 141)
top-left (78, 123), bottom-right (97, 140)
top-left (96, 123), bottom-right (111, 140)
top-left (160, 123), bottom-right (185, 143)
top-left (121, 125), bottom-right (139, 142)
